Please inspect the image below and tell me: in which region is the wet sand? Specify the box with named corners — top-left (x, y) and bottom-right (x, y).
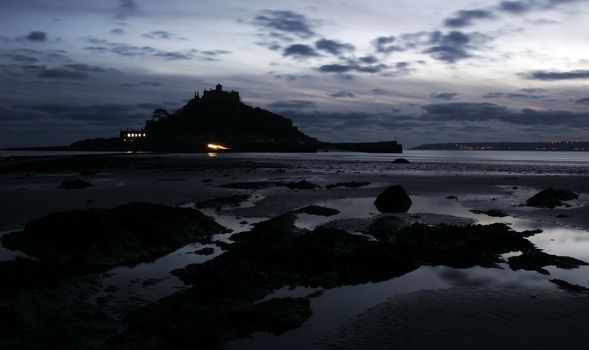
top-left (1, 153), bottom-right (589, 349)
top-left (314, 287), bottom-right (589, 350)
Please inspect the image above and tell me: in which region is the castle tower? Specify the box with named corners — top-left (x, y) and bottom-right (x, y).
top-left (216, 83), bottom-right (222, 93)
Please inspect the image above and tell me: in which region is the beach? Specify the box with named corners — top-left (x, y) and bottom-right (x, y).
top-left (1, 151), bottom-right (589, 349)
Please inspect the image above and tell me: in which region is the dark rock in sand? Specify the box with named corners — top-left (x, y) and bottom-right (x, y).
top-left (292, 205), bottom-right (340, 217)
top-left (195, 247), bottom-right (215, 255)
top-left (470, 209), bottom-right (509, 218)
top-left (142, 278), bottom-right (166, 287)
top-left (366, 215), bottom-right (406, 241)
top-left (222, 181), bottom-right (276, 189)
top-left (556, 214), bottom-right (570, 218)
top-left (508, 249), bottom-right (587, 275)
top-left (0, 258), bottom-right (65, 298)
top-left (103, 214), bottom-right (546, 350)
top-left (550, 279), bottom-right (589, 293)
top-left (393, 158), bottom-right (410, 164)
top-left (59, 178), bottom-right (92, 189)
top-left (1, 202), bottom-right (223, 274)
top-left (445, 195), bottom-right (458, 200)
top-left (196, 194), bottom-right (250, 209)
top-left (79, 169), bottom-right (97, 176)
top-left (526, 188), bottom-right (578, 209)
top-left (325, 181), bottom-right (370, 189)
top-left (374, 185), bottom-right (412, 213)
top-left (281, 180), bottom-right (319, 190)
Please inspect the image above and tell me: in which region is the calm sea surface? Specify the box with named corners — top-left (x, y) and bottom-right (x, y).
top-left (2, 149), bottom-right (589, 165)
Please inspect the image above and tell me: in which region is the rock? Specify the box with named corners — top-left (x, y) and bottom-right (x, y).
top-left (374, 185), bottom-right (412, 213)
top-left (196, 194), bottom-right (250, 209)
top-left (291, 205), bottom-right (340, 217)
top-left (104, 285), bottom-right (119, 293)
top-left (325, 181), bottom-right (370, 189)
top-left (59, 178), bottom-right (92, 189)
top-left (526, 188), bottom-right (578, 208)
top-left (512, 186), bottom-right (518, 190)
top-left (470, 209), bottom-right (509, 218)
top-left (393, 158), bottom-right (410, 164)
top-left (550, 279), bottom-right (589, 293)
top-left (142, 278), bottom-right (165, 286)
top-left (508, 249), bottom-right (587, 275)
top-left (79, 169), bottom-right (97, 176)
top-left (102, 297), bottom-right (312, 349)
top-left (445, 195), bottom-right (458, 200)
top-left (366, 215), bottom-right (406, 241)
top-left (195, 247), bottom-right (215, 256)
top-left (556, 214), bottom-right (569, 218)
top-left (281, 180), bottom-right (319, 190)
top-left (1, 202), bottom-right (223, 274)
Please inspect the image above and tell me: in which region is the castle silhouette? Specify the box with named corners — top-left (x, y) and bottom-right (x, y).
top-left (194, 83), bottom-right (240, 103)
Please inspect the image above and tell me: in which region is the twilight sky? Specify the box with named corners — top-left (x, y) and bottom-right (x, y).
top-left (1, 0), bottom-right (589, 148)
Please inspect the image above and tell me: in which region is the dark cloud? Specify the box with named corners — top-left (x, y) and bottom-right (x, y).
top-left (317, 61), bottom-right (388, 74)
top-left (373, 36), bottom-right (404, 53)
top-left (444, 10), bottom-right (494, 28)
top-left (115, 0), bottom-right (138, 20)
top-left (110, 28), bottom-right (126, 36)
top-left (430, 92), bottom-right (459, 100)
top-left (370, 88), bottom-right (394, 96)
top-left (421, 102), bottom-right (589, 126)
top-left (315, 39), bottom-right (354, 56)
top-left (253, 10), bottom-right (316, 38)
top-left (83, 37), bottom-right (201, 60)
top-left (576, 97), bottom-right (589, 105)
top-left (499, 0), bottom-right (583, 14)
top-left (520, 88), bottom-right (545, 93)
top-left (483, 92), bottom-right (543, 99)
top-left (36, 64), bottom-right (108, 80)
top-left (330, 90), bottom-right (355, 98)
top-left (25, 31), bottom-right (47, 42)
top-left (121, 81), bottom-right (163, 87)
top-left (268, 100), bottom-right (316, 109)
top-left (359, 56), bottom-right (379, 64)
top-left (283, 44), bottom-right (319, 58)
top-left (424, 31), bottom-right (489, 63)
top-left (143, 31), bottom-right (185, 40)
top-left (13, 102), bottom-right (147, 124)
top-left (523, 70), bottom-right (589, 81)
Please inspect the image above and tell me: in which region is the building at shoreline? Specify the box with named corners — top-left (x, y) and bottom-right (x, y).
top-left (120, 130), bottom-right (146, 142)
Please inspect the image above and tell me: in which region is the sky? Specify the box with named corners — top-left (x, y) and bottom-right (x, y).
top-left (1, 0), bottom-right (589, 148)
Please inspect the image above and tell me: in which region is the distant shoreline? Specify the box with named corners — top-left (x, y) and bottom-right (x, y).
top-left (413, 141), bottom-right (589, 151)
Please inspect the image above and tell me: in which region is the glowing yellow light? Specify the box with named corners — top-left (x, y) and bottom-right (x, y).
top-left (207, 143), bottom-right (230, 150)
top-left (208, 152), bottom-right (217, 158)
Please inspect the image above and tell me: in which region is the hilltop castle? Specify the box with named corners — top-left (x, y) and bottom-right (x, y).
top-left (193, 83), bottom-right (240, 103)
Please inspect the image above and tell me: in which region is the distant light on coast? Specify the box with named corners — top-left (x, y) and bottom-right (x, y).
top-left (207, 143), bottom-right (230, 151)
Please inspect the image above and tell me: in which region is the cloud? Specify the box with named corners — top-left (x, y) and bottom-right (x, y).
top-left (268, 100), bottom-right (316, 109)
top-left (143, 31), bottom-right (185, 40)
top-left (110, 28), bottom-right (126, 36)
top-left (36, 64), bottom-right (108, 80)
top-left (373, 36), bottom-right (404, 53)
top-left (317, 62), bottom-right (388, 74)
top-left (283, 44), bottom-right (319, 58)
top-left (444, 10), bottom-right (494, 28)
top-left (370, 88), bottom-right (395, 96)
top-left (330, 90), bottom-right (355, 98)
top-left (12, 102), bottom-right (147, 124)
top-left (315, 39), bottom-right (354, 56)
top-left (421, 102), bottom-right (589, 126)
top-left (83, 37), bottom-right (201, 60)
top-left (482, 92), bottom-right (543, 99)
top-left (115, 0), bottom-right (138, 20)
top-left (523, 70), bottom-right (589, 81)
top-left (25, 31), bottom-right (47, 42)
top-left (424, 31), bottom-right (490, 63)
top-left (430, 92), bottom-right (459, 100)
top-left (498, 0), bottom-right (584, 14)
top-left (576, 97), bottom-right (589, 105)
top-left (253, 10), bottom-right (316, 38)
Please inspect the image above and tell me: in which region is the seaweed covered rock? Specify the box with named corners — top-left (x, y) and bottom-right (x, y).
top-left (59, 178), bottom-right (92, 189)
top-left (1, 202), bottom-right (223, 274)
top-left (508, 249), bottom-right (587, 275)
top-left (526, 188), bottom-right (578, 208)
top-left (374, 185), bottom-right (412, 213)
